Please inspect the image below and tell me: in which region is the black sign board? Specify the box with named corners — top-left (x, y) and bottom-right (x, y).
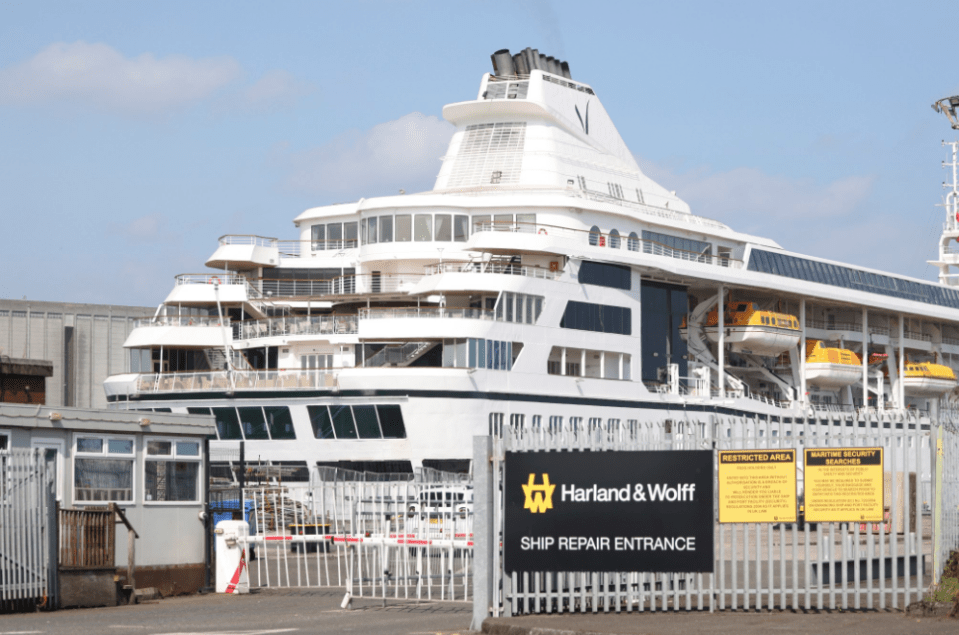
top-left (504, 450), bottom-right (714, 573)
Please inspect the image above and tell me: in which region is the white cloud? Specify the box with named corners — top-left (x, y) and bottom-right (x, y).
top-left (284, 112), bottom-right (455, 197)
top-left (0, 41), bottom-right (241, 115)
top-left (638, 160), bottom-right (875, 230)
top-left (237, 69), bottom-right (312, 113)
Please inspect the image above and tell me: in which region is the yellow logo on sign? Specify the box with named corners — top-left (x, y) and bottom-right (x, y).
top-left (522, 473), bottom-right (556, 513)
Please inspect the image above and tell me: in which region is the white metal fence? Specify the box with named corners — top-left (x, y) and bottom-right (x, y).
top-left (237, 470), bottom-right (474, 603)
top-left (472, 414), bottom-right (959, 618)
top-left (0, 450), bottom-right (56, 612)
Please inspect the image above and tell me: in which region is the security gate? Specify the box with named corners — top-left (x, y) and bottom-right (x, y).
top-left (0, 450), bottom-right (56, 612)
top-left (235, 468), bottom-right (474, 603)
top-left (472, 414), bottom-right (959, 620)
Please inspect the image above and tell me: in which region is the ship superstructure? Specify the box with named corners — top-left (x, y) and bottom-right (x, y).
top-left (105, 48), bottom-right (959, 482)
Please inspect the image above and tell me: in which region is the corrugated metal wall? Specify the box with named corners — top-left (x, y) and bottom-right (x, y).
top-left (0, 300), bottom-right (154, 408)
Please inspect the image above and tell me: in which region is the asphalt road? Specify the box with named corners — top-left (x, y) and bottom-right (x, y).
top-left (0, 589), bottom-right (474, 635)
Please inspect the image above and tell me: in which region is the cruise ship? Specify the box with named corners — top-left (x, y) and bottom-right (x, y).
top-left (105, 48), bottom-right (959, 481)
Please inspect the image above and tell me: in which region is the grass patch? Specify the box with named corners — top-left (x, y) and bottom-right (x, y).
top-left (927, 576), bottom-right (959, 603)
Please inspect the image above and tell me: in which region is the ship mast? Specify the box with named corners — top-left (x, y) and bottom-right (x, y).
top-left (929, 96), bottom-right (959, 286)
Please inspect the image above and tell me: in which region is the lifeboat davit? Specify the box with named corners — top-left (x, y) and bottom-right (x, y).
top-left (902, 361), bottom-right (957, 397)
top-left (703, 302), bottom-right (800, 356)
top-left (804, 340), bottom-right (862, 389)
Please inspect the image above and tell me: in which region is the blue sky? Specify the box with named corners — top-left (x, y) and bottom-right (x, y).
top-left (2, 1), bottom-right (958, 306)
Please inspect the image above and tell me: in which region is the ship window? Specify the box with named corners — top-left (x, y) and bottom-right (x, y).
top-left (589, 226), bottom-right (601, 246)
top-left (414, 214), bottom-right (432, 241)
top-left (578, 261), bottom-right (631, 290)
top-left (330, 404), bottom-right (358, 439)
top-left (454, 215), bottom-right (469, 241)
top-left (265, 406), bottom-right (296, 439)
top-left (434, 214), bottom-right (452, 242)
top-left (395, 214), bottom-right (412, 242)
top-left (748, 248), bottom-right (959, 308)
top-left (344, 222), bottom-right (358, 248)
top-left (377, 405), bottom-right (407, 439)
top-left (609, 229), bottom-right (621, 249)
top-left (352, 405), bottom-right (381, 439)
top-left (516, 213), bottom-right (536, 232)
top-left (494, 213), bottom-right (513, 230)
top-left (627, 232), bottom-right (639, 251)
top-left (379, 216), bottom-right (393, 242)
top-left (307, 405), bottom-right (335, 439)
top-left (238, 407), bottom-right (270, 440)
top-left (212, 408), bottom-right (242, 440)
top-left (473, 214), bottom-right (491, 232)
top-left (187, 407), bottom-right (211, 416)
top-left (560, 301), bottom-right (631, 335)
top-left (328, 223), bottom-right (343, 248)
top-left (311, 224), bottom-right (326, 250)
top-left (367, 216), bottom-right (378, 244)
top-left (642, 230), bottom-right (711, 260)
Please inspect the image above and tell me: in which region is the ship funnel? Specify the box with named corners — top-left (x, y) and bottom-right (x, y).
top-left (491, 49), bottom-right (515, 76)
top-left (490, 47), bottom-right (572, 79)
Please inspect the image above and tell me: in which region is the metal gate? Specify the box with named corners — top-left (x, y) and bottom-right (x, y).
top-left (472, 413), bottom-right (959, 619)
top-left (238, 467), bottom-right (474, 603)
top-left (0, 450), bottom-right (56, 612)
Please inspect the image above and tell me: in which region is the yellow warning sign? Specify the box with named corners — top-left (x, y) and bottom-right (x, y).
top-left (718, 450), bottom-right (796, 524)
top-left (803, 447), bottom-right (883, 523)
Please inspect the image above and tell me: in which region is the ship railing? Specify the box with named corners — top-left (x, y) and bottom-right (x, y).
top-left (236, 315), bottom-right (358, 340)
top-left (217, 235), bottom-right (359, 255)
top-left (358, 307), bottom-right (494, 321)
top-left (134, 316), bottom-right (230, 328)
top-left (174, 273), bottom-right (251, 286)
top-left (441, 184), bottom-right (730, 232)
top-left (472, 221), bottom-right (744, 269)
top-left (256, 273), bottom-right (422, 298)
top-left (943, 337), bottom-right (959, 346)
top-left (134, 369), bottom-right (338, 394)
top-left (217, 234), bottom-right (277, 248)
top-left (423, 261), bottom-right (560, 280)
top-left (903, 330), bottom-right (933, 342)
top-left (810, 403), bottom-right (856, 413)
top-left (805, 319), bottom-right (893, 337)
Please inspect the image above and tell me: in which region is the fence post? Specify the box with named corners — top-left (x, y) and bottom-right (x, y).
top-left (470, 436), bottom-right (493, 632)
top-left (933, 424), bottom-right (944, 585)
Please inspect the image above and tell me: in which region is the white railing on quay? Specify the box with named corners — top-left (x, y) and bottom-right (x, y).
top-left (216, 479), bottom-right (474, 602)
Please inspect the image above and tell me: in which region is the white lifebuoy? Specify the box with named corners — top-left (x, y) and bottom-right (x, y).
top-left (538, 228), bottom-right (548, 236)
top-left (208, 276), bottom-right (221, 285)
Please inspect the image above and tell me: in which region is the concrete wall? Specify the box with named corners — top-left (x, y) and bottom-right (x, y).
top-left (0, 299), bottom-right (154, 409)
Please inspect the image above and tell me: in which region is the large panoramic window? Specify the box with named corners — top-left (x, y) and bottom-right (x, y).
top-left (559, 301), bottom-right (631, 335)
top-left (642, 230), bottom-right (711, 259)
top-left (748, 248), bottom-right (959, 309)
top-left (307, 405), bottom-right (407, 440)
top-left (578, 261), bottom-right (631, 290)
